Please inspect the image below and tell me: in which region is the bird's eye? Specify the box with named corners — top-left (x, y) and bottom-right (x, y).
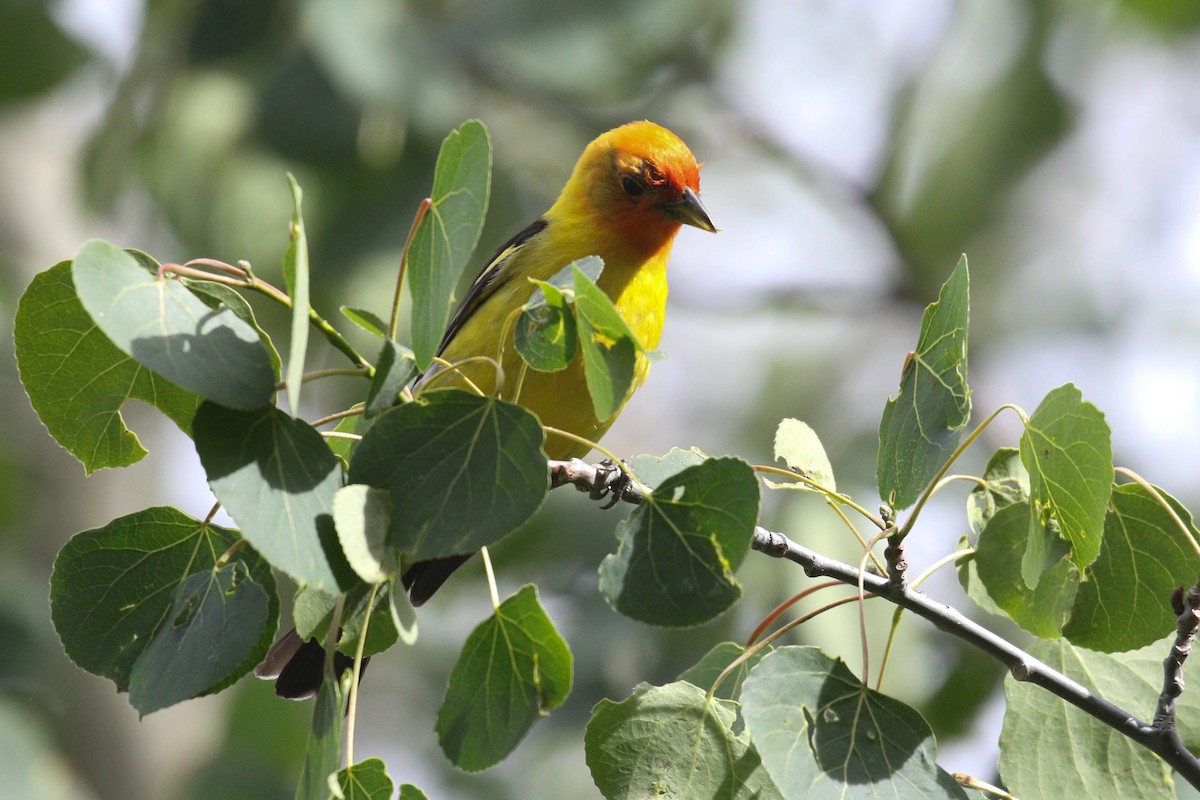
top-left (621, 175), bottom-right (644, 197)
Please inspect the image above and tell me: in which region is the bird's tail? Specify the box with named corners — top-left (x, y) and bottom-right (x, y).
top-left (256, 553), bottom-right (473, 699)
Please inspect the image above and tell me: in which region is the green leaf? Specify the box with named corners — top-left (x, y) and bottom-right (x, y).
top-left (768, 418), bottom-right (836, 492)
top-left (1063, 483), bottom-right (1199, 651)
top-left (337, 759), bottom-right (394, 800)
top-left (398, 786), bottom-right (430, 800)
top-left (283, 174), bottom-right (311, 417)
top-left (677, 641), bottom-right (772, 702)
top-left (436, 585), bottom-right (572, 771)
top-left (185, 279), bottom-right (283, 379)
top-left (294, 581), bottom-right (409, 657)
top-left (327, 405), bottom-right (363, 466)
top-left (15, 261), bottom-right (200, 473)
top-left (409, 120), bottom-right (493, 368)
top-left (71, 240), bottom-right (276, 410)
top-left (296, 673), bottom-right (347, 800)
top-left (365, 339), bottom-right (415, 418)
top-left (598, 457), bottom-right (759, 626)
top-left (966, 447), bottom-right (1029, 535)
top-left (627, 447), bottom-right (708, 488)
top-left (585, 681), bottom-right (781, 800)
top-left (573, 263), bottom-right (644, 421)
top-left (515, 278), bottom-right (578, 372)
top-left (348, 389), bottom-right (548, 561)
top-left (1019, 383), bottom-right (1113, 575)
top-left (512, 256), bottom-right (602, 373)
top-left (49, 507), bottom-right (278, 692)
top-left (340, 306), bottom-right (391, 339)
top-left (194, 402), bottom-right (349, 592)
top-left (877, 256), bottom-right (970, 509)
top-left (128, 561), bottom-right (271, 715)
top-left (333, 484), bottom-right (394, 584)
top-left (974, 501), bottom-right (1079, 637)
top-left (740, 646), bottom-right (967, 799)
top-left (955, 534), bottom-right (1006, 618)
top-left (1001, 639), bottom-right (1174, 800)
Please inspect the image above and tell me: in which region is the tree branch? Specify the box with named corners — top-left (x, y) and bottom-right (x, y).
top-left (751, 528), bottom-right (1200, 787)
top-left (550, 455), bottom-right (1200, 787)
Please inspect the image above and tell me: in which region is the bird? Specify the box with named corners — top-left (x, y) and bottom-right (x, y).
top-left (257, 120), bottom-right (715, 699)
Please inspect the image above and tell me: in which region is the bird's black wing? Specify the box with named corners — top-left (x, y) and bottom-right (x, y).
top-left (433, 217), bottom-right (548, 358)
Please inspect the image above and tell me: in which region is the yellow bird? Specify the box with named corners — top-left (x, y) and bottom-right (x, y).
top-left (260, 120), bottom-right (714, 697)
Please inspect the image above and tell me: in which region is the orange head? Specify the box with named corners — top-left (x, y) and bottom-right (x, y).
top-left (552, 120), bottom-right (716, 254)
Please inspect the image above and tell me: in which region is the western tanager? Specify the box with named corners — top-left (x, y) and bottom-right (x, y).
top-left (259, 120), bottom-right (714, 698)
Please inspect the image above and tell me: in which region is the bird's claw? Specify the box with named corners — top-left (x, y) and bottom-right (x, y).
top-left (591, 458), bottom-right (633, 509)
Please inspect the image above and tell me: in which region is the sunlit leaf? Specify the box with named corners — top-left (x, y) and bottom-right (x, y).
top-left (340, 306), bottom-right (390, 339)
top-left (1019, 383), bottom-right (1112, 577)
top-left (194, 402), bottom-right (349, 592)
top-left (1063, 483), bottom-right (1199, 651)
top-left (768, 418), bottom-right (836, 493)
top-left (409, 120), bottom-right (492, 368)
top-left (71, 240), bottom-right (275, 410)
top-left (974, 501), bottom-right (1079, 638)
top-left (295, 578), bottom-right (411, 657)
top-left (437, 585), bottom-right (572, 771)
top-left (741, 646), bottom-right (967, 799)
top-left (967, 447), bottom-right (1029, 535)
top-left (677, 641), bottom-right (772, 703)
top-left (15, 261), bottom-right (200, 473)
top-left (337, 758), bottom-right (394, 800)
top-left (573, 263), bottom-right (644, 421)
top-left (1001, 639), bottom-right (1174, 800)
top-left (585, 681), bottom-right (780, 800)
top-left (333, 484), bottom-right (394, 584)
top-left (282, 174), bottom-right (311, 417)
top-left (185, 279), bottom-right (283, 379)
top-left (877, 256), bottom-right (970, 509)
top-left (627, 447), bottom-right (708, 488)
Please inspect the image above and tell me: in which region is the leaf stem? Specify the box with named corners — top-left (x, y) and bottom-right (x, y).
top-left (390, 198), bottom-right (432, 342)
top-left (481, 546), bottom-right (502, 611)
top-left (345, 582), bottom-right (380, 769)
top-left (310, 407), bottom-right (364, 428)
top-left (1115, 467), bottom-right (1200, 560)
top-left (708, 593), bottom-right (868, 701)
top-left (897, 403), bottom-right (1028, 540)
top-left (754, 463), bottom-right (885, 529)
top-left (160, 261), bottom-right (372, 371)
top-left (857, 530), bottom-right (891, 687)
top-left (744, 580), bottom-right (842, 647)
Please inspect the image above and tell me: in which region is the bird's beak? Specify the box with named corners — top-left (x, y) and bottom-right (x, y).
top-left (662, 187), bottom-right (716, 233)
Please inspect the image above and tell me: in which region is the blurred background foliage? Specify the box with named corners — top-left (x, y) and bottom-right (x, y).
top-left (3, 0), bottom-right (1200, 797)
